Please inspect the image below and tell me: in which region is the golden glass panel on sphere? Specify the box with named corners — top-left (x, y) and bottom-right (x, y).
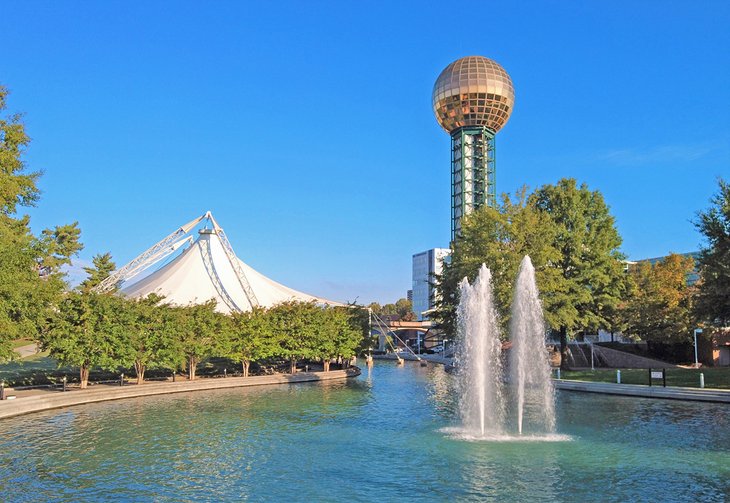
top-left (432, 56), bottom-right (515, 133)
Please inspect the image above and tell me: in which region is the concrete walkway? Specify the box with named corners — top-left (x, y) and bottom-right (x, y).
top-left (14, 343), bottom-right (39, 359)
top-left (555, 379), bottom-right (730, 403)
top-left (0, 368), bottom-right (360, 420)
top-left (374, 355), bottom-right (730, 403)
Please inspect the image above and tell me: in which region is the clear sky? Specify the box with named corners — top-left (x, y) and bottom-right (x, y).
top-left (1, 1), bottom-right (728, 303)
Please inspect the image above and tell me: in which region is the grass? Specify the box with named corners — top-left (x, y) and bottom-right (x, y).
top-left (0, 354), bottom-right (60, 386)
top-left (11, 338), bottom-right (34, 349)
top-left (560, 368), bottom-right (730, 390)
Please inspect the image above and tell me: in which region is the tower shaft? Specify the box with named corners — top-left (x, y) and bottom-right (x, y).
top-left (450, 126), bottom-right (496, 241)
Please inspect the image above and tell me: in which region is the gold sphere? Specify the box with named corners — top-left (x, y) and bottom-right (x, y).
top-left (432, 56), bottom-right (515, 133)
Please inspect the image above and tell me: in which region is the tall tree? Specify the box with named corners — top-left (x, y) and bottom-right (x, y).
top-left (269, 301), bottom-right (320, 373)
top-left (434, 187), bottom-right (562, 337)
top-left (621, 254), bottom-right (696, 342)
top-left (694, 178), bottom-right (730, 327)
top-left (41, 292), bottom-right (128, 388)
top-left (171, 301), bottom-right (220, 380)
top-left (530, 179), bottom-right (626, 369)
top-left (120, 294), bottom-right (179, 384)
top-left (80, 252), bottom-right (116, 292)
top-left (220, 306), bottom-right (276, 377)
top-left (36, 223), bottom-right (83, 276)
top-left (0, 85), bottom-right (83, 361)
top-left (0, 85), bottom-right (39, 215)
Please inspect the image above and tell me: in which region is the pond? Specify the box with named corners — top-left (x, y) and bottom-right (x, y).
top-left (1, 362), bottom-right (728, 501)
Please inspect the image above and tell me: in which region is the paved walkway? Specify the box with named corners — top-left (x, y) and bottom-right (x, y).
top-left (14, 343), bottom-right (39, 359)
top-left (0, 368), bottom-right (360, 420)
top-left (554, 379), bottom-right (730, 403)
top-left (374, 355), bottom-right (730, 403)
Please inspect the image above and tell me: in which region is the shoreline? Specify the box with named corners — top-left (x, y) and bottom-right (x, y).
top-left (554, 378), bottom-right (730, 403)
top-left (0, 368), bottom-right (360, 420)
top-left (375, 356), bottom-right (730, 404)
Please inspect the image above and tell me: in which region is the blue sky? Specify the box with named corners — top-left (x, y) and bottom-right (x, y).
top-left (2, 1), bottom-right (728, 303)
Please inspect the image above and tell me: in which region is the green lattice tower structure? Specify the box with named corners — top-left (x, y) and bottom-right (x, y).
top-left (450, 126), bottom-right (496, 242)
top-left (433, 56), bottom-right (514, 241)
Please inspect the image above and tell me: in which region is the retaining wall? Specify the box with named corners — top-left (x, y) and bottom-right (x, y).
top-left (0, 368), bottom-right (360, 420)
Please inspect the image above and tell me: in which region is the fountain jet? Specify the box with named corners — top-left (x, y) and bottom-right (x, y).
top-left (456, 264), bottom-right (504, 437)
top-left (454, 258), bottom-right (556, 439)
top-left (509, 256), bottom-right (556, 434)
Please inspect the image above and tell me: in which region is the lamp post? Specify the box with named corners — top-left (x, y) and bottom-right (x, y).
top-left (694, 328), bottom-right (703, 368)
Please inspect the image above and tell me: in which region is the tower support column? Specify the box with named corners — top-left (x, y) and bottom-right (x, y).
top-left (450, 126), bottom-right (496, 241)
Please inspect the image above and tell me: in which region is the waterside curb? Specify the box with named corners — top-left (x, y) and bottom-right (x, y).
top-left (554, 379), bottom-right (730, 403)
top-left (0, 368), bottom-right (361, 420)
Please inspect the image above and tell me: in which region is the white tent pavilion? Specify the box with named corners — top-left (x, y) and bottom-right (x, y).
top-left (97, 212), bottom-right (343, 314)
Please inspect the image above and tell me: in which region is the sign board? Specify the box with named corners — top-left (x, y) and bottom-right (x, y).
top-left (651, 371), bottom-right (663, 379)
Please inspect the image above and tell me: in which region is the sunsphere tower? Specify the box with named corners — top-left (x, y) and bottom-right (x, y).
top-left (433, 56), bottom-right (515, 241)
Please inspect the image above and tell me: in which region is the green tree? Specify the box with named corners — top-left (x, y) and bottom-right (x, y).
top-left (333, 307), bottom-right (364, 365)
top-left (434, 187), bottom-right (562, 337)
top-left (269, 301), bottom-right (320, 373)
top-left (367, 298), bottom-right (415, 320)
top-left (220, 306), bottom-right (276, 377)
top-left (530, 179), bottom-right (627, 369)
top-left (694, 178), bottom-right (730, 327)
top-left (171, 301), bottom-right (220, 380)
top-left (621, 254), bottom-right (696, 342)
top-left (80, 252), bottom-right (116, 292)
top-left (36, 223), bottom-right (83, 276)
top-left (121, 295), bottom-right (179, 384)
top-left (41, 292), bottom-right (128, 388)
top-left (0, 85), bottom-right (83, 361)
top-left (0, 85), bottom-right (39, 214)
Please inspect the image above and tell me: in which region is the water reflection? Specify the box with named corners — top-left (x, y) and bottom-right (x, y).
top-left (0, 362), bottom-right (728, 501)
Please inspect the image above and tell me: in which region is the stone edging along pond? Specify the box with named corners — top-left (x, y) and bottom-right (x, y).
top-left (554, 379), bottom-right (730, 404)
top-left (0, 368), bottom-right (361, 420)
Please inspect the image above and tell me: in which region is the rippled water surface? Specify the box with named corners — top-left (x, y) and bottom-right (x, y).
top-left (1, 363), bottom-right (729, 502)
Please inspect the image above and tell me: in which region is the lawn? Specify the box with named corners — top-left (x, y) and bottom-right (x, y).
top-left (0, 354), bottom-right (61, 386)
top-left (560, 368), bottom-right (730, 390)
top-left (11, 338), bottom-right (34, 349)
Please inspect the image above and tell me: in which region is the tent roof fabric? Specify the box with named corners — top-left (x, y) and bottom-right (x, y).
top-left (121, 229), bottom-right (343, 314)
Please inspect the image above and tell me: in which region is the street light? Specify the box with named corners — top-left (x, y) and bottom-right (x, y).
top-left (694, 328), bottom-right (703, 368)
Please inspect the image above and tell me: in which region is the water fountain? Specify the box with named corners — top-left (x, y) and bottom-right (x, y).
top-left (455, 257), bottom-right (556, 438)
top-left (456, 265), bottom-right (504, 437)
top-left (509, 256), bottom-right (556, 434)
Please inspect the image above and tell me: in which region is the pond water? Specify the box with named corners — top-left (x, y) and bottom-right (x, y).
top-left (0, 362), bottom-right (728, 502)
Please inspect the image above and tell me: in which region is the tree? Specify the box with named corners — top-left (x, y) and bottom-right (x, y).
top-left (621, 254), bottom-right (696, 342)
top-left (268, 301), bottom-right (320, 373)
top-left (36, 223), bottom-right (83, 277)
top-left (367, 298), bottom-right (415, 320)
top-left (0, 86), bottom-right (39, 215)
top-left (170, 301), bottom-right (221, 380)
top-left (41, 292), bottom-right (128, 388)
top-left (530, 179), bottom-right (627, 369)
top-left (79, 252), bottom-right (116, 292)
top-left (694, 178), bottom-right (730, 327)
top-left (332, 307), bottom-right (363, 366)
top-left (0, 85), bottom-right (83, 361)
top-left (434, 187), bottom-right (562, 338)
top-left (220, 306), bottom-right (276, 377)
top-left (121, 295), bottom-right (179, 384)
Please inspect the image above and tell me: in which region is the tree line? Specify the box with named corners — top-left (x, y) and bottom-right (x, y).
top-left (434, 177), bottom-right (730, 368)
top-left (0, 84), bottom-right (366, 386)
top-left (2, 82), bottom-right (729, 373)
top-left (41, 292), bottom-right (365, 388)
